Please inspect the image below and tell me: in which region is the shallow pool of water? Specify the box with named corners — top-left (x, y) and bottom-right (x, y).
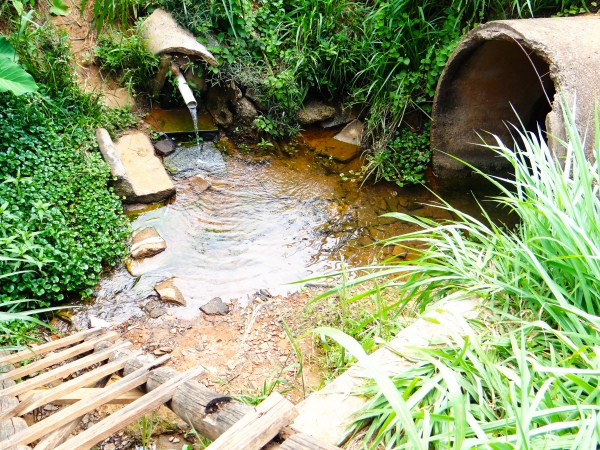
top-left (75, 131), bottom-right (507, 325)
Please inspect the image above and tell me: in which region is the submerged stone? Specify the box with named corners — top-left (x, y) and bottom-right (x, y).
top-left (333, 119), bottom-right (364, 146)
top-left (130, 227), bottom-right (167, 259)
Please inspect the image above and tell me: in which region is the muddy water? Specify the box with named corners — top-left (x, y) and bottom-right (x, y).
top-left (75, 128), bottom-right (501, 325)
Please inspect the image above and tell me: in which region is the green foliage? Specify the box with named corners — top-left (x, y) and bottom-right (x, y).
top-left (365, 125), bottom-right (431, 187)
top-left (157, 0), bottom-right (584, 180)
top-left (0, 35), bottom-right (38, 95)
top-left (94, 25), bottom-right (160, 96)
top-left (81, 0), bottom-right (143, 32)
top-left (0, 90), bottom-right (129, 306)
top-left (314, 103), bottom-right (600, 447)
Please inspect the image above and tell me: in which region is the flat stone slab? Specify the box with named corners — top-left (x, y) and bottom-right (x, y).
top-left (130, 227), bottom-right (167, 259)
top-left (141, 9), bottom-right (218, 66)
top-left (96, 129), bottom-right (175, 204)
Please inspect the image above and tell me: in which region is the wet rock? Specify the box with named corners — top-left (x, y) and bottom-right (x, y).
top-left (334, 119), bottom-right (364, 146)
top-left (131, 227), bottom-right (167, 259)
top-left (297, 101), bottom-right (336, 125)
top-left (207, 89), bottom-right (233, 127)
top-left (200, 297), bottom-right (229, 315)
top-left (245, 88), bottom-right (267, 111)
top-left (144, 298), bottom-right (166, 319)
top-left (154, 138), bottom-right (176, 156)
top-left (141, 9), bottom-right (218, 66)
top-left (95, 129), bottom-right (175, 204)
top-left (206, 82), bottom-right (241, 127)
top-left (321, 103), bottom-right (359, 128)
top-left (155, 278), bottom-right (186, 306)
top-left (235, 96), bottom-right (258, 125)
top-left (188, 175), bottom-right (211, 194)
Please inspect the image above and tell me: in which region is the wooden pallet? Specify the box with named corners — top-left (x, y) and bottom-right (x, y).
top-left (0, 329), bottom-right (203, 450)
top-left (0, 328), bottom-right (340, 450)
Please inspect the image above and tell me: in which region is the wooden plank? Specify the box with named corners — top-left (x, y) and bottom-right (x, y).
top-left (0, 329), bottom-right (102, 367)
top-left (23, 387), bottom-right (143, 405)
top-left (206, 392), bottom-right (298, 450)
top-left (54, 365), bottom-right (206, 450)
top-left (0, 355), bottom-right (170, 450)
top-left (280, 433), bottom-right (342, 450)
top-left (124, 362), bottom-right (253, 441)
top-left (9, 348), bottom-right (136, 418)
top-left (0, 340), bottom-right (130, 399)
top-left (0, 332), bottom-right (118, 382)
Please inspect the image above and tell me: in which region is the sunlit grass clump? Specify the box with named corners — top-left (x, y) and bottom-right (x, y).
top-left (317, 104), bottom-right (600, 448)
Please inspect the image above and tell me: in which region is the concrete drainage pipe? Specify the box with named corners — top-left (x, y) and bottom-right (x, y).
top-left (431, 15), bottom-right (600, 186)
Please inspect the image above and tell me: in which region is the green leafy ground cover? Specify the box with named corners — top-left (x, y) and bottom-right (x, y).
top-left (1, 14), bottom-right (133, 345)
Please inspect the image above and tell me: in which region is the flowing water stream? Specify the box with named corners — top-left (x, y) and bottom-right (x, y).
top-left (74, 126), bottom-right (506, 326)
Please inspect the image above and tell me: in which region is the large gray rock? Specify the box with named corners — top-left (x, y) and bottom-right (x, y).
top-left (235, 96), bottom-right (258, 125)
top-left (298, 101), bottom-right (336, 125)
top-left (141, 9), bottom-right (218, 66)
top-left (432, 16), bottom-right (600, 184)
top-left (96, 129), bottom-right (175, 203)
top-left (200, 297), bottom-right (229, 315)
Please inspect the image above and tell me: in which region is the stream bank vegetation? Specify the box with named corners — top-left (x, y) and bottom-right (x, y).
top-left (314, 104), bottom-right (600, 447)
top-left (0, 10), bottom-right (134, 345)
top-left (153, 0), bottom-right (596, 186)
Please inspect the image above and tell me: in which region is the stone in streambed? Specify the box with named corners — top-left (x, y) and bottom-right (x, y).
top-left (188, 176), bottom-right (211, 194)
top-left (200, 297), bottom-right (229, 315)
top-left (155, 278), bottom-right (186, 306)
top-left (297, 101), bottom-right (336, 125)
top-left (95, 129), bottom-right (175, 204)
top-left (131, 227), bottom-right (167, 259)
top-left (334, 119), bottom-right (364, 146)
top-left (154, 139), bottom-right (176, 156)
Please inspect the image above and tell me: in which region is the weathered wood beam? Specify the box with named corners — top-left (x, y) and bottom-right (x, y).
top-left (206, 392), bottom-right (297, 450)
top-left (124, 360), bottom-right (254, 441)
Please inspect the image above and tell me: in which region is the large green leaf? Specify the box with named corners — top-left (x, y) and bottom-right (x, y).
top-left (0, 36), bottom-right (16, 61)
top-left (49, 0), bottom-right (70, 16)
top-left (0, 57), bottom-right (38, 95)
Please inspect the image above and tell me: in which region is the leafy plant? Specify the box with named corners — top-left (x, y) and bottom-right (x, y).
top-left (0, 35), bottom-right (37, 95)
top-left (94, 25), bottom-right (159, 96)
top-left (312, 102), bottom-right (600, 447)
top-left (81, 0), bottom-right (143, 32)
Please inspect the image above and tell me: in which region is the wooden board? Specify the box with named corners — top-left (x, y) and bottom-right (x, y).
top-left (0, 355), bottom-right (170, 450)
top-left (280, 433), bottom-right (342, 450)
top-left (0, 332), bottom-right (118, 382)
top-left (0, 340), bottom-right (130, 399)
top-left (23, 387), bottom-right (143, 406)
top-left (54, 365), bottom-right (206, 450)
top-left (0, 329), bottom-right (102, 367)
top-left (206, 392), bottom-right (297, 450)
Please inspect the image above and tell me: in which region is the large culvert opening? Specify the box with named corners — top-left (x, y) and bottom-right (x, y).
top-left (432, 38), bottom-right (555, 183)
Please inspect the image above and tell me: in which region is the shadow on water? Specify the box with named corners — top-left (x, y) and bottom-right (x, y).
top-left (76, 125), bottom-right (515, 325)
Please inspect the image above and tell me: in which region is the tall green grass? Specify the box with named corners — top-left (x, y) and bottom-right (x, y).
top-left (314, 103), bottom-right (600, 447)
